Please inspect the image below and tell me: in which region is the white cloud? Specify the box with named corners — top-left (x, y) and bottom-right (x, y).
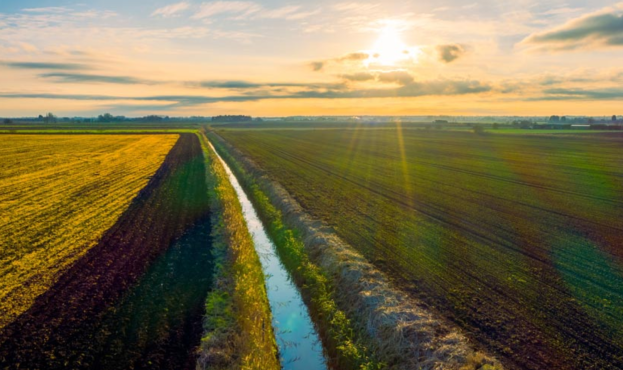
top-left (256, 6), bottom-right (301, 19)
top-left (332, 3), bottom-right (380, 13)
top-left (254, 6), bottom-right (320, 20)
top-left (283, 9), bottom-right (321, 20)
top-left (18, 42), bottom-right (38, 52)
top-left (71, 10), bottom-right (118, 19)
top-left (191, 1), bottom-right (261, 20)
top-left (190, 2), bottom-right (319, 21)
top-left (22, 7), bottom-right (71, 13)
top-left (540, 7), bottom-right (584, 16)
top-left (151, 2), bottom-right (191, 18)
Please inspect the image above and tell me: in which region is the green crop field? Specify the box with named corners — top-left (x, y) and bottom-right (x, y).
top-left (215, 127), bottom-right (623, 370)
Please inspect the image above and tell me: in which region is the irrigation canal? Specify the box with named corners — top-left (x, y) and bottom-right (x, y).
top-left (208, 140), bottom-right (328, 370)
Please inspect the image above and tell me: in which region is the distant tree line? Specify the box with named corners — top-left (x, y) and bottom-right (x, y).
top-left (37, 113), bottom-right (57, 124)
top-left (548, 115), bottom-right (621, 124)
top-left (96, 114), bottom-right (171, 122)
top-left (211, 115), bottom-right (253, 122)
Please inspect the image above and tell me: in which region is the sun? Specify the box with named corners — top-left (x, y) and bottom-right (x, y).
top-left (369, 24), bottom-right (417, 66)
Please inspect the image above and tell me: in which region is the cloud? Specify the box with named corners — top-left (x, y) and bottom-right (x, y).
top-left (529, 87), bottom-right (623, 101)
top-left (196, 80), bottom-right (345, 90)
top-left (190, 1), bottom-right (318, 21)
top-left (339, 52), bottom-right (370, 61)
top-left (282, 79), bottom-right (491, 99)
top-left (34, 73), bottom-right (347, 90)
top-left (152, 2), bottom-right (190, 17)
top-left (522, 7), bottom-right (623, 51)
top-left (310, 61), bottom-right (325, 71)
top-left (377, 71), bottom-right (414, 85)
top-left (310, 52), bottom-right (370, 71)
top-left (332, 3), bottom-right (380, 13)
top-left (436, 44), bottom-right (465, 63)
top-left (71, 10), bottom-right (118, 19)
top-left (39, 73), bottom-right (155, 85)
top-left (254, 6), bottom-right (320, 21)
top-left (22, 7), bottom-right (71, 13)
top-left (0, 79), bottom-right (492, 109)
top-left (26, 71), bottom-right (350, 90)
top-left (191, 1), bottom-right (261, 20)
top-left (0, 61), bottom-right (90, 70)
top-left (256, 5), bottom-right (301, 19)
top-left (540, 7), bottom-right (584, 17)
top-left (340, 72), bottom-right (375, 82)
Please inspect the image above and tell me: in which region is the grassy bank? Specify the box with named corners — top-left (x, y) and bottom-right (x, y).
top-left (206, 131), bottom-right (383, 370)
top-left (196, 133), bottom-right (280, 370)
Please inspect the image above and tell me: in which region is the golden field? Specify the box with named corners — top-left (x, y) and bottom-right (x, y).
top-left (0, 134), bottom-right (178, 329)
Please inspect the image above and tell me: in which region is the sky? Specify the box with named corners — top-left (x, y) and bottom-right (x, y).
top-left (1, 0), bottom-right (623, 117)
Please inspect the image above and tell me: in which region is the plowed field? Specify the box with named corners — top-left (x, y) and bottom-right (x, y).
top-left (216, 128), bottom-right (623, 370)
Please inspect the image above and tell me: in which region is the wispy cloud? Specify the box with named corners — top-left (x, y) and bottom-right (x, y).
top-left (377, 71), bottom-right (414, 85)
top-left (523, 5), bottom-right (623, 51)
top-left (256, 5), bottom-right (301, 19)
top-left (339, 72), bottom-right (375, 82)
top-left (331, 3), bottom-right (380, 13)
top-left (191, 1), bottom-right (261, 20)
top-left (22, 7), bottom-right (71, 13)
top-left (195, 80), bottom-right (346, 90)
top-left (310, 52), bottom-right (370, 71)
top-left (39, 73), bottom-right (155, 85)
top-left (0, 78), bottom-right (493, 109)
top-left (540, 7), bottom-right (584, 17)
top-left (152, 2), bottom-right (191, 18)
top-left (33, 71), bottom-right (346, 90)
top-left (190, 1), bottom-right (318, 21)
top-left (0, 61), bottom-right (90, 70)
top-left (71, 10), bottom-right (117, 19)
top-left (531, 87), bottom-right (623, 100)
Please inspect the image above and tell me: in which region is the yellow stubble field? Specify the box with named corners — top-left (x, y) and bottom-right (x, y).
top-left (0, 134), bottom-right (179, 329)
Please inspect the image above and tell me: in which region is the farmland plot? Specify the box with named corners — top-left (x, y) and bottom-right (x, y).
top-left (0, 134), bottom-right (178, 329)
top-left (0, 134), bottom-right (213, 369)
top-left (216, 128), bottom-right (623, 370)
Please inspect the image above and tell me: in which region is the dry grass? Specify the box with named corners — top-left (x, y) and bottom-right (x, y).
top-left (0, 134), bottom-right (178, 329)
top-left (209, 131), bottom-right (504, 370)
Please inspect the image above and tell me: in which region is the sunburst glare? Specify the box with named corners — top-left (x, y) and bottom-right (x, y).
top-left (369, 24), bottom-right (419, 67)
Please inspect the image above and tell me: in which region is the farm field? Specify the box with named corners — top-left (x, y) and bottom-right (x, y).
top-left (0, 134), bottom-right (214, 369)
top-left (215, 127), bottom-right (623, 370)
top-left (0, 134), bottom-right (178, 329)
